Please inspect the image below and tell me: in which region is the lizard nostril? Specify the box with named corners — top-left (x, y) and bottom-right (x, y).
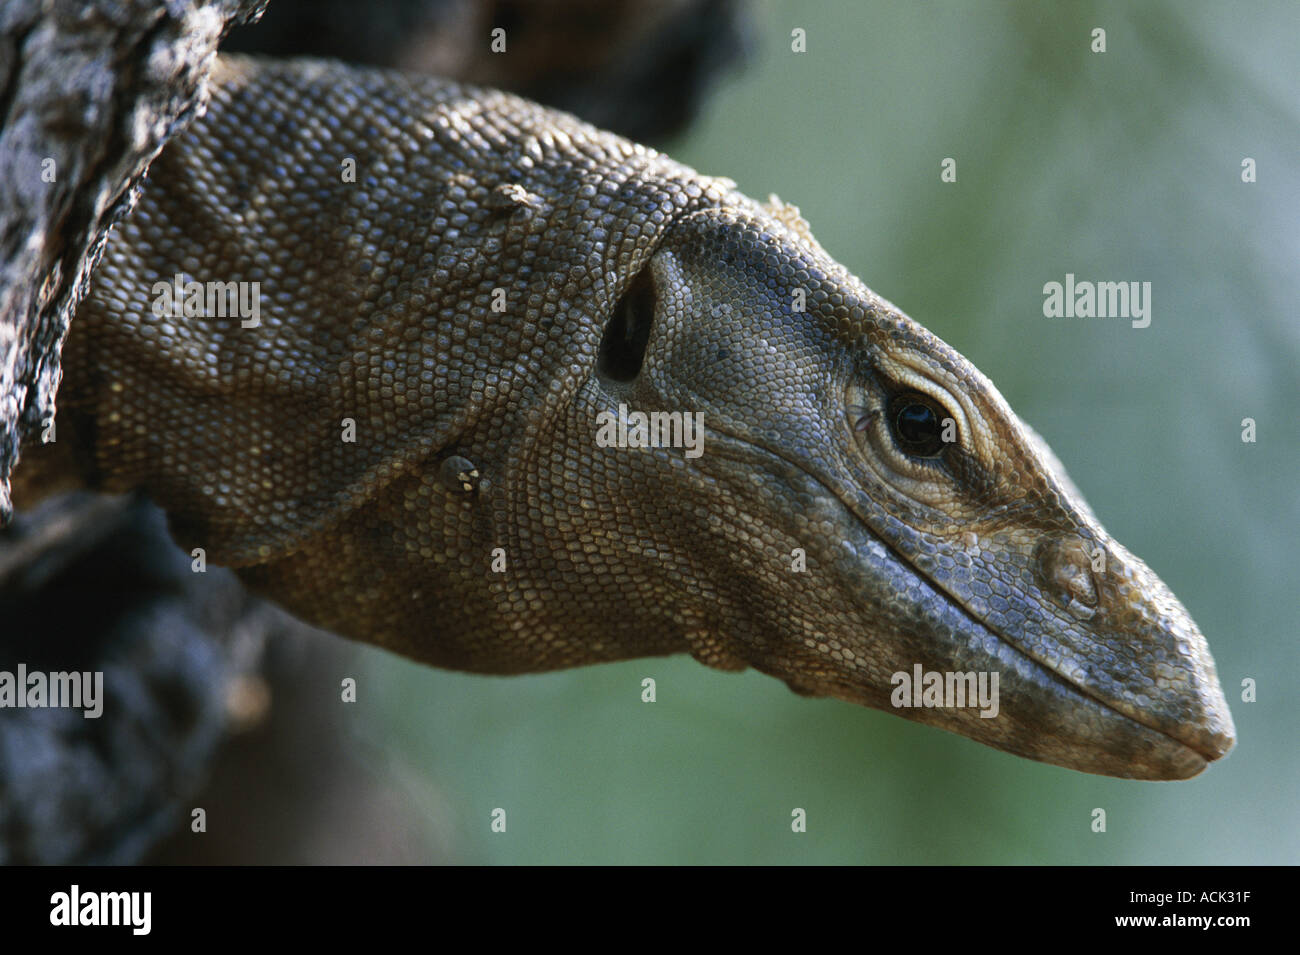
top-left (1034, 536), bottom-right (1099, 613)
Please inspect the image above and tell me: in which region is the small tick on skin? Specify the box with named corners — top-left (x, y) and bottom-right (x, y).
top-left (440, 455), bottom-right (481, 494)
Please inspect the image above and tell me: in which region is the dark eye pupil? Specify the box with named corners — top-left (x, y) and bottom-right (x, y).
top-left (888, 394), bottom-right (947, 457)
top-left (896, 403), bottom-right (937, 442)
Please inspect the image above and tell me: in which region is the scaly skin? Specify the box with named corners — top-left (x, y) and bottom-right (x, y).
top-left (21, 56), bottom-right (1235, 779)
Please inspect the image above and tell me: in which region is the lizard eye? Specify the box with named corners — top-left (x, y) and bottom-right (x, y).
top-left (886, 392), bottom-right (950, 458)
top-left (847, 380), bottom-right (973, 507)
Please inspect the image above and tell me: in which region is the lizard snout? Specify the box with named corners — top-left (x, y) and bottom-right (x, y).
top-left (1031, 532), bottom-right (1237, 766)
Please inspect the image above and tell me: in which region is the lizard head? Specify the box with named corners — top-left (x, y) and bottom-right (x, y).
top-left (593, 193), bottom-right (1235, 780)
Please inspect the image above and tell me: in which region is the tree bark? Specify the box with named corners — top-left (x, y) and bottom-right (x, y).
top-left (0, 0), bottom-right (266, 521)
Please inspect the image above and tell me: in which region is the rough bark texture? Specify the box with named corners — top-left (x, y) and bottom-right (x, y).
top-left (0, 493), bottom-right (281, 863)
top-left (0, 0), bottom-right (266, 520)
top-left (0, 0), bottom-right (266, 864)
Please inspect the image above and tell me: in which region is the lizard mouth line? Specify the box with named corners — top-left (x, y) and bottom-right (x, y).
top-left (697, 426), bottom-right (1219, 768)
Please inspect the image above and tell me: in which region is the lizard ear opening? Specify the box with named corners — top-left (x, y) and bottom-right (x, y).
top-left (596, 265), bottom-right (657, 382)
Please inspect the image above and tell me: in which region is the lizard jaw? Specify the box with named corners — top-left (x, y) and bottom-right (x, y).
top-left (696, 430), bottom-right (1233, 780)
top-left (830, 520), bottom-right (1227, 780)
top-left (827, 521), bottom-right (1230, 780)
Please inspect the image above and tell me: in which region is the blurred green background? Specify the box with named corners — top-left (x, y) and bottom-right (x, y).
top-left (348, 0), bottom-right (1298, 863)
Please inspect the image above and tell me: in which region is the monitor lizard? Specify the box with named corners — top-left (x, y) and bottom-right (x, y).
top-left (12, 55), bottom-right (1235, 780)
